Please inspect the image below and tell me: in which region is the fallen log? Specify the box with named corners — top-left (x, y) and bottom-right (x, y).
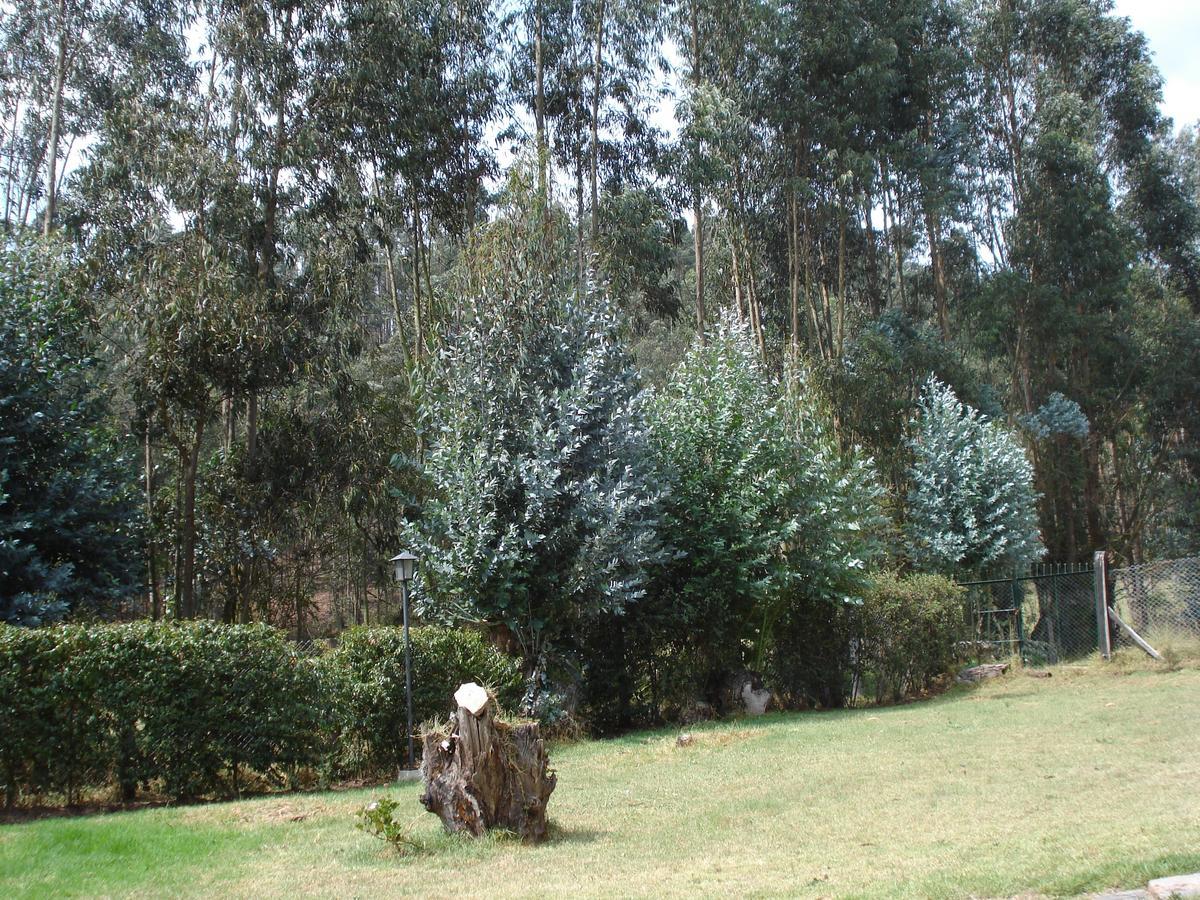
top-left (419, 682), bottom-right (556, 842)
top-left (957, 662), bottom-right (1009, 683)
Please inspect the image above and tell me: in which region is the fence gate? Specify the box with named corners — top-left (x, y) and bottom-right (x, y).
top-left (958, 562), bottom-right (1099, 664)
top-left (960, 554), bottom-right (1200, 664)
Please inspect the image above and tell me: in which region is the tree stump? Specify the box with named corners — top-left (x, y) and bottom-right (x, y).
top-left (419, 682), bottom-right (557, 842)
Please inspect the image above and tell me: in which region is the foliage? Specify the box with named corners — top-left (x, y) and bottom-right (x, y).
top-left (1020, 393), bottom-right (1090, 440)
top-left (856, 571), bottom-right (965, 702)
top-left (907, 379), bottom-right (1043, 576)
top-left (407, 253), bottom-right (664, 697)
top-left (638, 316), bottom-right (881, 708)
top-left (0, 622), bottom-right (323, 805)
top-left (0, 621), bottom-right (526, 805)
top-left (826, 311), bottom-right (986, 501)
top-left (0, 238), bottom-right (141, 625)
top-left (321, 626), bottom-right (523, 776)
top-left (641, 316), bottom-right (798, 685)
top-left (356, 795), bottom-right (420, 853)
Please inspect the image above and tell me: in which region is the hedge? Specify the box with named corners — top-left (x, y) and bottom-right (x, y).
top-left (0, 622), bottom-right (323, 805)
top-left (321, 625), bottom-right (524, 777)
top-left (856, 572), bottom-right (965, 702)
top-left (0, 622), bottom-right (523, 806)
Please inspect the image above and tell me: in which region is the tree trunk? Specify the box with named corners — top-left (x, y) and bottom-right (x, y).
top-left (3, 98), bottom-right (19, 225)
top-left (576, 163), bottom-right (586, 283)
top-left (177, 411), bottom-right (207, 619)
top-left (588, 0), bottom-right (607, 245)
top-left (42, 0), bottom-right (69, 236)
top-left (836, 200), bottom-right (846, 360)
top-left (788, 174), bottom-right (799, 358)
top-left (246, 392), bottom-right (257, 466)
top-left (730, 227), bottom-right (745, 322)
top-left (420, 684), bottom-right (556, 843)
top-left (411, 194), bottom-right (424, 359)
top-left (690, 0), bottom-right (705, 341)
top-left (144, 425), bottom-right (161, 620)
top-left (926, 205), bottom-right (949, 339)
top-left (534, 3), bottom-right (547, 209)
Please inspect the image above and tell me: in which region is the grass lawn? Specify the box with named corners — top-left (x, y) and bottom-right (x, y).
top-left (2, 655), bottom-right (1198, 899)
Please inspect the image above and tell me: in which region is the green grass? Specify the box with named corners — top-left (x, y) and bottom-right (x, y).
top-left (2, 659), bottom-right (1198, 898)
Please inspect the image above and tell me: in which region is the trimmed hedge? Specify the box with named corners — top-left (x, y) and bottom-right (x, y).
top-left (0, 622), bottom-right (523, 806)
top-left (321, 625), bottom-right (524, 777)
top-left (0, 623), bottom-right (323, 805)
top-left (857, 572), bottom-right (965, 702)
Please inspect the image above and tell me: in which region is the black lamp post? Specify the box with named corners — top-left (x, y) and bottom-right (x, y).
top-left (390, 551), bottom-right (419, 770)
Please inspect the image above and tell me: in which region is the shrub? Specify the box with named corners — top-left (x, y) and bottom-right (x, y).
top-left (766, 596), bottom-right (859, 710)
top-left (906, 378), bottom-right (1042, 575)
top-left (0, 625), bottom-right (95, 805)
top-left (322, 626), bottom-right (523, 776)
top-left (356, 794), bottom-right (420, 853)
top-left (0, 622), bottom-right (323, 805)
top-left (407, 272), bottom-right (664, 707)
top-left (117, 623), bottom-right (324, 800)
top-left (856, 572), bottom-right (965, 703)
top-left (638, 317), bottom-right (881, 716)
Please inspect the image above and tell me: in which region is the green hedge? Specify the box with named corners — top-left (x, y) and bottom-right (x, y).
top-left (0, 623), bottom-right (324, 805)
top-left (321, 625), bottom-right (524, 777)
top-left (857, 572), bottom-right (965, 702)
top-left (0, 622), bottom-right (523, 806)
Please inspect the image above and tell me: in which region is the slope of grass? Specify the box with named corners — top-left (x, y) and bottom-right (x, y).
top-left (2, 660), bottom-right (1197, 899)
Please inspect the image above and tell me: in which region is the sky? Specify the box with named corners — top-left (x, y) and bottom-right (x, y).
top-left (1112, 0), bottom-right (1200, 131)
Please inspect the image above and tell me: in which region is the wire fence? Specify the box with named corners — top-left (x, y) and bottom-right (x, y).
top-left (1111, 555), bottom-right (1200, 644)
top-left (959, 563), bottom-right (1099, 665)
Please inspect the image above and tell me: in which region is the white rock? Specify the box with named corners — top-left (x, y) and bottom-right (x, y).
top-left (1148, 874), bottom-right (1200, 899)
top-left (454, 681), bottom-right (490, 716)
top-left (741, 682), bottom-right (771, 716)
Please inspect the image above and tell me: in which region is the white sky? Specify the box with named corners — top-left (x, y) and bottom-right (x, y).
top-left (1112, 0), bottom-right (1200, 131)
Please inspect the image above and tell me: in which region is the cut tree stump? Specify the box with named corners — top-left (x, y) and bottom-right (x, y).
top-left (419, 682), bottom-right (557, 842)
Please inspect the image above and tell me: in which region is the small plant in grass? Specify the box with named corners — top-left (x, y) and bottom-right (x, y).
top-left (356, 795), bottom-right (420, 854)
top-left (1160, 643), bottom-right (1181, 672)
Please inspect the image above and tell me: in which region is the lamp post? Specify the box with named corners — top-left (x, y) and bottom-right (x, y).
top-left (390, 551), bottom-right (419, 770)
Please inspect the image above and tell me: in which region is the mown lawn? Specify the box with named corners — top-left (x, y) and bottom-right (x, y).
top-left (2, 656), bottom-right (1198, 899)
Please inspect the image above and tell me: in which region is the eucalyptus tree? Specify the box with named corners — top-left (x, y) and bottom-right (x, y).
top-left (907, 378), bottom-right (1042, 575)
top-left (1, 0), bottom-right (187, 233)
top-left (317, 0), bottom-right (501, 360)
top-left (962, 0), bottom-right (1200, 558)
top-left (406, 178), bottom-right (664, 710)
top-left (70, 0), bottom-right (359, 617)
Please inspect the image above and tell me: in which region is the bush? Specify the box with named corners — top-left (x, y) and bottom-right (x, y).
top-left (857, 572), bottom-right (965, 703)
top-left (322, 626), bottom-right (523, 776)
top-left (767, 596), bottom-right (859, 710)
top-left (0, 625), bottom-right (92, 805)
top-left (356, 794), bottom-right (420, 853)
top-left (0, 622), bottom-right (323, 805)
top-left (117, 623), bottom-right (324, 800)
top-left (906, 378), bottom-right (1042, 575)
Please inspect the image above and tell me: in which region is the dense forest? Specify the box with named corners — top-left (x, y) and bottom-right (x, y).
top-left (3, 0), bottom-right (1199, 714)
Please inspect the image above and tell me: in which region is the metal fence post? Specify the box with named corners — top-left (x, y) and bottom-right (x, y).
top-left (1048, 566), bottom-right (1060, 663)
top-left (1012, 573), bottom-right (1025, 661)
top-left (1093, 550), bottom-right (1112, 659)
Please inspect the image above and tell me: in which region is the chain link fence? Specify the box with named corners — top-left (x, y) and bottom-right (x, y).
top-left (959, 563), bottom-right (1099, 665)
top-left (1111, 556), bottom-right (1200, 645)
